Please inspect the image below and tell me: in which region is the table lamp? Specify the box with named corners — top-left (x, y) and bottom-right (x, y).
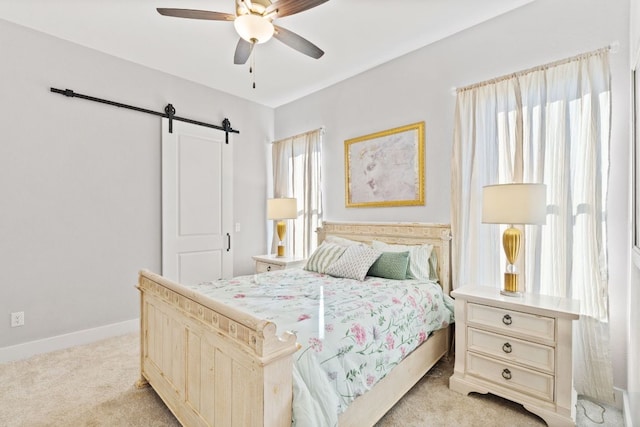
top-left (482, 183), bottom-right (546, 296)
top-left (267, 197), bottom-right (297, 257)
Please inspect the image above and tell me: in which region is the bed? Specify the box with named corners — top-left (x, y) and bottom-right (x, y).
top-left (135, 221), bottom-right (453, 426)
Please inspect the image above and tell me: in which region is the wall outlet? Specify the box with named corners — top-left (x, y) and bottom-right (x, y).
top-left (10, 311), bottom-right (24, 327)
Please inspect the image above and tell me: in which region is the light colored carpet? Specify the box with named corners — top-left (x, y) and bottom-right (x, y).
top-left (0, 333), bottom-right (623, 426)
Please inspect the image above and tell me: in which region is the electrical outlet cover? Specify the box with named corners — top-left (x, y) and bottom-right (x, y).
top-left (10, 311), bottom-right (24, 327)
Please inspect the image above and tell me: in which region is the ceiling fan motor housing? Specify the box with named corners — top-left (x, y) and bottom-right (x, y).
top-left (235, 0), bottom-right (271, 16)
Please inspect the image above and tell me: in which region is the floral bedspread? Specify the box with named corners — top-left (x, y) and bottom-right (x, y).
top-left (187, 268), bottom-right (454, 427)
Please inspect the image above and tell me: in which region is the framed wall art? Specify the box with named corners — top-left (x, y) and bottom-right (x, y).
top-left (345, 121), bottom-right (425, 208)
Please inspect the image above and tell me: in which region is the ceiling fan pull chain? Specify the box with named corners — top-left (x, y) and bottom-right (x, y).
top-left (251, 45), bottom-right (256, 89)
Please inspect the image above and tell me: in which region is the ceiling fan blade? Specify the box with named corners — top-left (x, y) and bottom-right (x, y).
top-left (156, 8), bottom-right (235, 21)
top-left (265, 0), bottom-right (329, 18)
top-left (234, 38), bottom-right (254, 64)
top-left (273, 25), bottom-right (324, 59)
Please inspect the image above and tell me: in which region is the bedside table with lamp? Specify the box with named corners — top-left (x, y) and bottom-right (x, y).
top-left (449, 183), bottom-right (581, 426)
top-left (255, 197), bottom-right (306, 273)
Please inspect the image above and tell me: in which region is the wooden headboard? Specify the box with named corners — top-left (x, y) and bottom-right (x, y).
top-left (316, 222), bottom-right (452, 295)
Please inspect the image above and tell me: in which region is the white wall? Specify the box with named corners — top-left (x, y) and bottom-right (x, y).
top-left (0, 19), bottom-right (273, 349)
top-left (275, 0), bottom-right (631, 391)
top-left (628, 0), bottom-right (640, 423)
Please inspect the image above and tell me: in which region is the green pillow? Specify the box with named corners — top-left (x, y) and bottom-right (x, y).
top-left (367, 251), bottom-right (410, 280)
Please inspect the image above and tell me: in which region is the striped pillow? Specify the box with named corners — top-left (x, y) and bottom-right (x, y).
top-left (304, 242), bottom-right (346, 274)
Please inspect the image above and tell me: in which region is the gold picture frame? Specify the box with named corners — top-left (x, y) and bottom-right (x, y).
top-left (345, 122), bottom-right (425, 208)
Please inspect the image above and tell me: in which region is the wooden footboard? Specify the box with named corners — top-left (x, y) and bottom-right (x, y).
top-left (136, 270), bottom-right (300, 427)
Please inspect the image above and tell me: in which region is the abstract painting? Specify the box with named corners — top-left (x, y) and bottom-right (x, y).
top-left (345, 122), bottom-right (425, 207)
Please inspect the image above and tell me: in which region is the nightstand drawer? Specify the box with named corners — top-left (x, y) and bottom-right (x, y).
top-left (467, 303), bottom-right (555, 342)
top-left (253, 255), bottom-right (306, 274)
top-left (467, 328), bottom-right (555, 373)
top-left (467, 352), bottom-right (554, 402)
top-left (255, 261), bottom-right (284, 273)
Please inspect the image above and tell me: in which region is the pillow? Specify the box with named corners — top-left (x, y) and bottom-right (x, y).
top-left (428, 249), bottom-right (439, 282)
top-left (325, 245), bottom-right (382, 281)
top-left (324, 235), bottom-right (365, 247)
top-left (371, 240), bottom-right (434, 280)
top-left (367, 251), bottom-right (410, 280)
top-left (304, 242), bottom-right (346, 274)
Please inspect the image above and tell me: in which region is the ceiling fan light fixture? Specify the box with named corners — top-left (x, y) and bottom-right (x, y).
top-left (234, 14), bottom-right (274, 44)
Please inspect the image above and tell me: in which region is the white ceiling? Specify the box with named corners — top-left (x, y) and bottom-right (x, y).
top-left (0, 0), bottom-right (533, 108)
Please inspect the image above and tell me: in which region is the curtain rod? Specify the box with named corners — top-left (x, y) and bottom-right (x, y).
top-left (451, 41), bottom-right (619, 96)
top-left (271, 126), bottom-right (325, 144)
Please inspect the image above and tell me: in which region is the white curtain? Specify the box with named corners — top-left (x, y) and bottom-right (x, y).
top-left (451, 49), bottom-right (614, 403)
top-left (272, 128), bottom-right (323, 258)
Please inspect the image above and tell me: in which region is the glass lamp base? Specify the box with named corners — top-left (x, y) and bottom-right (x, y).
top-left (500, 289), bottom-right (523, 297)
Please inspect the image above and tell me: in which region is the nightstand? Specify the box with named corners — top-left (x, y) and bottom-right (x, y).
top-left (252, 254), bottom-right (306, 273)
top-left (449, 286), bottom-right (580, 426)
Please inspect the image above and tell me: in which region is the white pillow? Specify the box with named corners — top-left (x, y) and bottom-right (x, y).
top-left (324, 235), bottom-right (365, 247)
top-left (304, 242), bottom-right (346, 274)
top-left (428, 249), bottom-right (439, 281)
top-left (325, 245), bottom-right (381, 281)
top-left (371, 240), bottom-right (433, 281)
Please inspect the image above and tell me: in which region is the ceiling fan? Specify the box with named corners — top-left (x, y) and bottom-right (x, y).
top-left (157, 0), bottom-right (328, 66)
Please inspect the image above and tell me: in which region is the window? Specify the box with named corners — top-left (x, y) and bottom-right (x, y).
top-left (272, 128), bottom-right (323, 257)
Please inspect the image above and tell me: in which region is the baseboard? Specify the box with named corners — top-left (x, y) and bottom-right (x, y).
top-left (613, 386), bottom-right (624, 410)
top-left (623, 390), bottom-right (631, 427)
top-left (0, 318), bottom-right (139, 363)
top-left (622, 390), bottom-right (640, 427)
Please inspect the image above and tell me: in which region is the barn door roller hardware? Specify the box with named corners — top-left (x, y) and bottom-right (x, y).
top-left (50, 87), bottom-right (239, 142)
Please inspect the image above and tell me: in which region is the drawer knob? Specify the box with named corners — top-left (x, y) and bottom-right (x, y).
top-left (502, 314), bottom-right (513, 325)
top-left (266, 265), bottom-right (271, 271)
top-left (502, 368), bottom-right (512, 380)
top-left (502, 342), bottom-right (512, 354)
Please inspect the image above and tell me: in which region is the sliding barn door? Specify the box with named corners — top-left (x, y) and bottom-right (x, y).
top-left (162, 118), bottom-right (233, 284)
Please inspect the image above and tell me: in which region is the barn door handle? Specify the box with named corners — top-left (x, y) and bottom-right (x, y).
top-left (226, 233), bottom-right (231, 252)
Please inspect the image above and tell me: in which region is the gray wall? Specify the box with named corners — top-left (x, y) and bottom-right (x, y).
top-left (274, 0), bottom-right (631, 391)
top-left (0, 19), bottom-right (273, 347)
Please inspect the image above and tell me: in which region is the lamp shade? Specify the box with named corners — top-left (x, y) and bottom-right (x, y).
top-left (482, 183), bottom-right (547, 225)
top-left (267, 198), bottom-right (297, 220)
top-left (234, 14), bottom-right (274, 44)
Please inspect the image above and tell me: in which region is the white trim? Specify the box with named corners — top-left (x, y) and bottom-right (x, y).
top-left (633, 246), bottom-right (640, 270)
top-left (0, 318), bottom-right (139, 363)
top-left (613, 386), bottom-right (624, 410)
top-left (623, 388), bottom-right (636, 427)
